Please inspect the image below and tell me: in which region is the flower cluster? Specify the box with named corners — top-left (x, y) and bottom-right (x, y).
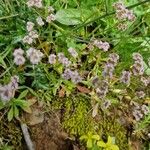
top-left (136, 91), bottom-right (145, 99)
top-left (13, 48), bottom-right (25, 65)
top-left (102, 53), bottom-right (119, 78)
top-left (58, 53), bottom-right (71, 67)
top-left (36, 17), bottom-right (44, 26)
top-left (68, 47), bottom-right (78, 58)
top-left (27, 0), bottom-right (42, 8)
top-left (26, 47), bottom-right (44, 64)
top-left (113, 1), bottom-right (136, 30)
top-left (0, 76), bottom-right (19, 103)
top-left (46, 6), bottom-right (56, 23)
top-left (132, 104), bottom-right (149, 121)
top-left (93, 40), bottom-right (110, 51)
top-left (23, 22), bottom-right (39, 44)
top-left (96, 80), bottom-right (109, 99)
top-left (62, 68), bottom-right (82, 84)
top-left (132, 53), bottom-right (144, 76)
top-left (114, 2), bottom-right (136, 21)
top-left (48, 54), bottom-right (56, 64)
top-left (141, 76), bottom-right (150, 86)
top-left (120, 70), bottom-right (131, 85)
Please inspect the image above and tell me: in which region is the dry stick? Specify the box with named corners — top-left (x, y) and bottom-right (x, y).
top-left (20, 123), bottom-right (35, 150)
top-left (73, 0), bottom-right (150, 30)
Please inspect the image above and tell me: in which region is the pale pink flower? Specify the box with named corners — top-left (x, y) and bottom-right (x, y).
top-left (48, 54), bottom-right (56, 64)
top-left (46, 14), bottom-right (56, 23)
top-left (36, 17), bottom-right (44, 26)
top-left (26, 21), bottom-right (34, 32)
top-left (13, 48), bottom-right (24, 57)
top-left (68, 47), bottom-right (78, 58)
top-left (29, 30), bottom-right (39, 39)
top-left (14, 55), bottom-right (26, 65)
top-left (47, 6), bottom-right (54, 13)
top-left (26, 47), bottom-right (44, 64)
top-left (23, 35), bottom-right (33, 44)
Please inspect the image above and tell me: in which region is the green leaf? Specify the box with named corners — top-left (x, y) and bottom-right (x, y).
top-left (14, 99), bottom-right (29, 108)
top-left (7, 107), bottom-right (14, 121)
top-left (55, 8), bottom-right (92, 25)
top-left (92, 135), bottom-right (100, 140)
top-left (87, 139), bottom-right (93, 148)
top-left (18, 89), bottom-right (28, 99)
top-left (0, 101), bottom-right (5, 110)
top-left (14, 105), bottom-right (19, 118)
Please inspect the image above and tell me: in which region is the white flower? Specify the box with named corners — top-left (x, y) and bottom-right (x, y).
top-left (26, 21), bottom-right (34, 32)
top-left (46, 14), bottom-right (56, 23)
top-left (29, 30), bottom-right (39, 39)
top-left (36, 17), bottom-right (44, 26)
top-left (13, 48), bottom-right (24, 56)
top-left (48, 54), bottom-right (56, 64)
top-left (23, 35), bottom-right (33, 44)
top-left (14, 55), bottom-right (26, 65)
top-left (26, 47), bottom-right (44, 64)
top-left (68, 47), bottom-right (78, 58)
top-left (0, 85), bottom-right (13, 102)
top-left (47, 6), bottom-right (54, 13)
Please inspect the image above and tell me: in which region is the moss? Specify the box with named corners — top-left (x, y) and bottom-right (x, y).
top-left (0, 112), bottom-right (23, 150)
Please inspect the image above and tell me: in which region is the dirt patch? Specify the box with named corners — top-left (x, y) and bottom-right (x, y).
top-left (23, 101), bottom-right (80, 150)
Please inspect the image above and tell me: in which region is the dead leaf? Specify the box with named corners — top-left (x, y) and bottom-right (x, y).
top-left (59, 87), bottom-right (65, 98)
top-left (77, 85), bottom-right (90, 93)
top-left (92, 103), bottom-right (99, 118)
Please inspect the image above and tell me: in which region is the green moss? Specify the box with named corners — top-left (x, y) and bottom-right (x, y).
top-left (0, 113), bottom-right (23, 150)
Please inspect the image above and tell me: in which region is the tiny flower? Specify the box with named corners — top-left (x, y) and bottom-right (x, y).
top-left (102, 100), bottom-right (111, 110)
top-left (58, 53), bottom-right (65, 61)
top-left (23, 35), bottom-right (33, 44)
top-left (117, 23), bottom-right (128, 31)
top-left (46, 14), bottom-right (56, 23)
top-left (136, 91), bottom-right (145, 99)
top-left (34, 0), bottom-right (42, 8)
top-left (62, 68), bottom-right (73, 80)
top-left (0, 85), bottom-right (13, 102)
top-left (102, 63), bottom-right (114, 78)
top-left (133, 110), bottom-right (143, 121)
top-left (92, 76), bottom-right (100, 88)
top-left (116, 9), bottom-right (128, 20)
top-left (26, 48), bottom-right (44, 65)
top-left (96, 80), bottom-right (108, 99)
top-left (26, 0), bottom-right (34, 7)
top-left (26, 21), bottom-right (34, 32)
top-left (47, 6), bottom-right (54, 13)
top-left (120, 70), bottom-right (131, 85)
top-left (29, 30), bottom-right (39, 39)
top-left (13, 48), bottom-right (24, 56)
top-left (132, 62), bottom-right (144, 76)
top-left (101, 42), bottom-right (110, 51)
top-left (68, 47), bottom-right (78, 58)
top-left (14, 55), bottom-right (26, 65)
top-left (141, 105), bottom-right (149, 115)
top-left (148, 133), bottom-right (150, 138)
top-left (127, 10), bottom-right (136, 21)
top-left (132, 53), bottom-right (143, 62)
top-left (36, 17), bottom-right (44, 26)
top-left (141, 76), bottom-right (149, 86)
top-left (113, 2), bottom-right (125, 10)
top-left (108, 53), bottom-right (119, 66)
top-left (71, 70), bottom-right (82, 84)
top-left (48, 54), bottom-right (56, 64)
